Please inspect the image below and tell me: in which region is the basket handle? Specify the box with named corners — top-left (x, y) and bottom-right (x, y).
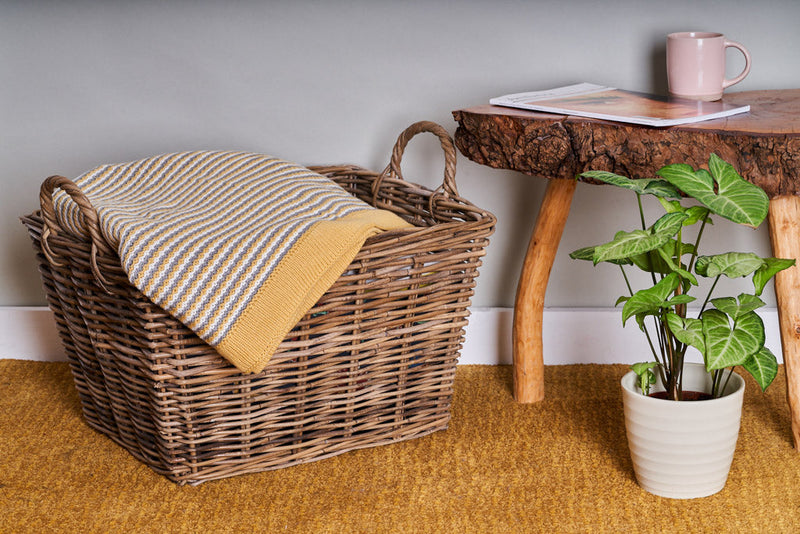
top-left (39, 175), bottom-right (115, 292)
top-left (372, 121), bottom-right (459, 207)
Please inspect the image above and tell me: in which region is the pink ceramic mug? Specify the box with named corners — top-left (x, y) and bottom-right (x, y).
top-left (667, 32), bottom-right (751, 101)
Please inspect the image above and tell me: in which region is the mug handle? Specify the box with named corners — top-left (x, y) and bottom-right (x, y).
top-left (722, 40), bottom-right (751, 89)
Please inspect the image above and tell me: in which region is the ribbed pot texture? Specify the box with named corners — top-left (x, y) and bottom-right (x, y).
top-left (620, 362), bottom-right (745, 499)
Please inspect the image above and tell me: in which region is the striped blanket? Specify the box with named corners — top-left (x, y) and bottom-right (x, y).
top-left (54, 151), bottom-right (411, 373)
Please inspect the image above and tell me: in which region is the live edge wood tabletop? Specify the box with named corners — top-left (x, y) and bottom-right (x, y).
top-left (453, 89), bottom-right (800, 449)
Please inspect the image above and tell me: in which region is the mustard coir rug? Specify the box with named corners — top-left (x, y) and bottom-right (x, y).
top-left (2, 360), bottom-right (800, 533)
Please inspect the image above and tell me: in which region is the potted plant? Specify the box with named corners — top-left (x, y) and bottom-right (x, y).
top-left (570, 154), bottom-right (795, 499)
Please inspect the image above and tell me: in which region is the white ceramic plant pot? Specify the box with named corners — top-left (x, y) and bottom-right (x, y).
top-left (620, 362), bottom-right (745, 499)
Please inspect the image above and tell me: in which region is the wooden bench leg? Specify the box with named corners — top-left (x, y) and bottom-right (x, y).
top-left (513, 178), bottom-right (576, 403)
top-left (768, 195), bottom-right (800, 450)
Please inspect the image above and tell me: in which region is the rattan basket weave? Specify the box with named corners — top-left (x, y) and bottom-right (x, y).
top-left (21, 121), bottom-right (495, 485)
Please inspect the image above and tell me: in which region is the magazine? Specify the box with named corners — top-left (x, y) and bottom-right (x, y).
top-left (489, 83), bottom-right (749, 127)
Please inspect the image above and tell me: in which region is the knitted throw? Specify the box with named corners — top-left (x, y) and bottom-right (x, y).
top-left (53, 151), bottom-right (411, 373)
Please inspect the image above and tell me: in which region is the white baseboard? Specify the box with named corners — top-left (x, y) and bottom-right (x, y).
top-left (0, 307), bottom-right (66, 361)
top-left (460, 307), bottom-right (783, 365)
top-left (0, 306), bottom-right (784, 366)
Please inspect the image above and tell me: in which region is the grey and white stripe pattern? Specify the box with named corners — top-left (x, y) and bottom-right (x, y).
top-left (54, 151), bottom-right (380, 347)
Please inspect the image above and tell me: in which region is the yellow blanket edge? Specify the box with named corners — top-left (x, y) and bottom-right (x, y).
top-left (217, 209), bottom-right (412, 373)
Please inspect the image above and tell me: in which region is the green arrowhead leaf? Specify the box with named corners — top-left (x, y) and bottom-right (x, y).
top-left (655, 247), bottom-right (698, 285)
top-left (643, 180), bottom-right (683, 199)
top-left (657, 198), bottom-right (684, 214)
top-left (684, 206), bottom-right (712, 226)
top-left (702, 309), bottom-right (765, 371)
top-left (710, 294), bottom-right (765, 320)
top-left (594, 212), bottom-right (688, 264)
top-left (629, 240), bottom-right (695, 274)
top-left (666, 313), bottom-right (705, 353)
top-left (593, 229), bottom-right (656, 264)
top-left (630, 361), bottom-right (660, 395)
top-left (629, 251), bottom-right (667, 274)
top-left (631, 361), bottom-right (659, 375)
top-left (752, 257), bottom-right (796, 296)
top-left (741, 347), bottom-right (779, 392)
top-left (652, 211), bottom-right (688, 234)
top-left (569, 245), bottom-right (632, 265)
top-left (622, 273), bottom-right (680, 325)
top-left (666, 295), bottom-right (696, 306)
top-left (569, 246), bottom-right (595, 262)
top-left (695, 252), bottom-right (765, 279)
top-left (656, 154), bottom-right (768, 228)
top-left (580, 171), bottom-right (681, 198)
top-left (655, 200), bottom-right (711, 227)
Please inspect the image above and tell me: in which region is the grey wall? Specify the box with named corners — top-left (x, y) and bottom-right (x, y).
top-left (3, 0), bottom-right (799, 309)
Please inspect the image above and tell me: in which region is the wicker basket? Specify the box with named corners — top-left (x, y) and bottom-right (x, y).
top-left (20, 121), bottom-right (495, 485)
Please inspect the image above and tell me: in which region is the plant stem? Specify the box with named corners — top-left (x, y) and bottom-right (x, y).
top-left (636, 193), bottom-right (646, 230)
top-left (687, 216), bottom-right (709, 274)
top-left (699, 276), bottom-right (721, 315)
top-left (669, 339), bottom-right (684, 400)
top-left (646, 323), bottom-right (668, 384)
top-left (620, 263), bottom-right (668, 385)
top-left (635, 193), bottom-right (660, 287)
top-left (671, 228), bottom-right (686, 400)
top-left (619, 265), bottom-right (634, 296)
top-left (659, 311), bottom-right (681, 400)
top-left (719, 368), bottom-right (735, 397)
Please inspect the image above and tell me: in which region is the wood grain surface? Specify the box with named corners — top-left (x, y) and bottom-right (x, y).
top-left (453, 89), bottom-right (800, 198)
